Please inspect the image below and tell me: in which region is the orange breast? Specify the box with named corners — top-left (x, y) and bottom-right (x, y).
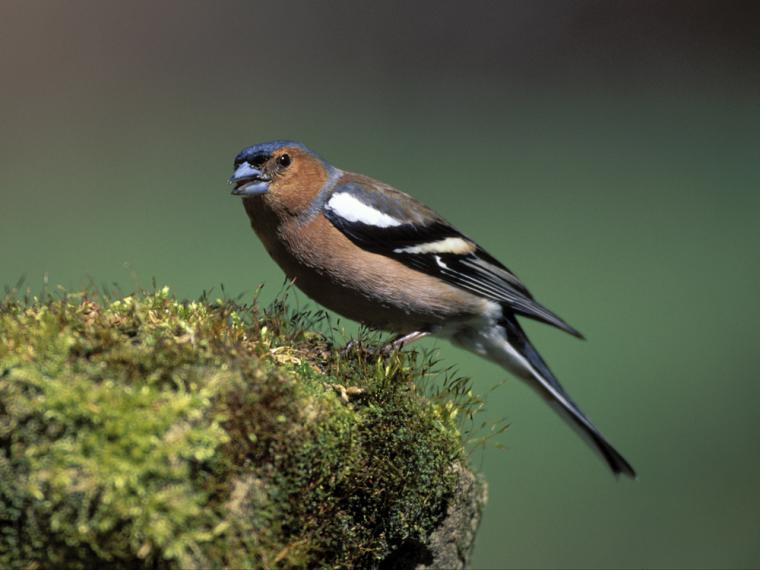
top-left (242, 195), bottom-right (489, 331)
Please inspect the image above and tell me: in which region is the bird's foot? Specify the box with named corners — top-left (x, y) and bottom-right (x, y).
top-left (340, 331), bottom-right (430, 359)
top-left (380, 331), bottom-right (430, 355)
top-left (340, 339), bottom-right (371, 359)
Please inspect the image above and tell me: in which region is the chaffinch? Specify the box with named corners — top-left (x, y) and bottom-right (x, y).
top-left (229, 140), bottom-right (635, 478)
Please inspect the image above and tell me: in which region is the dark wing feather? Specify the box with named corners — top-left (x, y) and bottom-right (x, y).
top-left (323, 179), bottom-right (583, 338)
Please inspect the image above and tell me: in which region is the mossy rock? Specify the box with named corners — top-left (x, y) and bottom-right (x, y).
top-left (0, 288), bottom-right (486, 569)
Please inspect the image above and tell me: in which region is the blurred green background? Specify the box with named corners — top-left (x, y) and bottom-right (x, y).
top-left (2, 2), bottom-right (759, 568)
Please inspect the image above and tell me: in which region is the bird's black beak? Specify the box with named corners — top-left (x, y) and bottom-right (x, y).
top-left (229, 163), bottom-right (272, 196)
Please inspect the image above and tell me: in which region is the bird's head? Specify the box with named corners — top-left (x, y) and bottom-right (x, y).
top-left (229, 140), bottom-right (333, 216)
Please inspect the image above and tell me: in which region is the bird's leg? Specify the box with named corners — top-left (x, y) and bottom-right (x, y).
top-left (341, 331), bottom-right (430, 359)
top-left (340, 338), bottom-right (362, 357)
top-left (380, 331), bottom-right (430, 355)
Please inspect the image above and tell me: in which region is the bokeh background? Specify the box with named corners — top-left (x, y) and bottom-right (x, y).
top-left (2, 1), bottom-right (759, 568)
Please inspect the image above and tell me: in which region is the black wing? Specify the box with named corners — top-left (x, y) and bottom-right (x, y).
top-left (323, 180), bottom-right (583, 338)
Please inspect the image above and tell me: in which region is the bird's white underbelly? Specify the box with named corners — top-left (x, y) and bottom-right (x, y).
top-left (436, 302), bottom-right (535, 381)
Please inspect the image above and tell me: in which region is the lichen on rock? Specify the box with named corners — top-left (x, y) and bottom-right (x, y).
top-left (0, 287), bottom-right (486, 569)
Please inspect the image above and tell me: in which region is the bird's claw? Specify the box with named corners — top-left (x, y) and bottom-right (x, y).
top-left (340, 331), bottom-right (429, 359)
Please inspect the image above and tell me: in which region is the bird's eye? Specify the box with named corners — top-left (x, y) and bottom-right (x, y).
top-left (277, 154), bottom-right (291, 168)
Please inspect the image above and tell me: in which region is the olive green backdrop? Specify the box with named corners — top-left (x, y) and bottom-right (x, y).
top-left (2, 2), bottom-right (759, 568)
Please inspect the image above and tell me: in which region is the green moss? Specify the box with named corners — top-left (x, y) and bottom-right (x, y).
top-left (0, 287), bottom-right (473, 569)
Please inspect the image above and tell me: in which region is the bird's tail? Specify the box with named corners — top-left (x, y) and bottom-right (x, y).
top-left (452, 315), bottom-right (636, 478)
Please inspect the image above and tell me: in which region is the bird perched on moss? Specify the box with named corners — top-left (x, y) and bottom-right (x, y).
top-left (229, 140), bottom-right (635, 478)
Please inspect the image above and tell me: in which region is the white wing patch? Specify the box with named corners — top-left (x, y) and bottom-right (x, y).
top-left (325, 192), bottom-right (402, 228)
top-left (394, 237), bottom-right (476, 255)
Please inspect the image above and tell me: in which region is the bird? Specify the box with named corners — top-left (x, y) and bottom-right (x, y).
top-left (228, 140), bottom-right (636, 478)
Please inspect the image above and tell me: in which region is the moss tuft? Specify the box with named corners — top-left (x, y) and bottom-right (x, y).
top-left (0, 287), bottom-right (479, 569)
